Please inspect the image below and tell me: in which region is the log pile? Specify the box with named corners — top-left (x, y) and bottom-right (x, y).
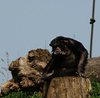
top-left (1, 49), bottom-right (51, 96)
top-left (0, 48), bottom-right (100, 97)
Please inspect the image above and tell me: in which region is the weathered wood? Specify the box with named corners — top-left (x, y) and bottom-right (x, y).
top-left (1, 79), bottom-right (20, 96)
top-left (85, 57), bottom-right (100, 82)
top-left (8, 49), bottom-right (51, 89)
top-left (43, 77), bottom-right (92, 98)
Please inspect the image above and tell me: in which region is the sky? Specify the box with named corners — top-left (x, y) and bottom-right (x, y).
top-left (0, 0), bottom-right (100, 88)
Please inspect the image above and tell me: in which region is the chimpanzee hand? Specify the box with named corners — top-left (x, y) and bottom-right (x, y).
top-left (36, 72), bottom-right (54, 84)
top-left (36, 74), bottom-right (46, 84)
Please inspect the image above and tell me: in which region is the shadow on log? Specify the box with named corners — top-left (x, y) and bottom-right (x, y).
top-left (43, 77), bottom-right (92, 98)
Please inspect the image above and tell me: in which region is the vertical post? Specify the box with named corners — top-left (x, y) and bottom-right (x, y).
top-left (90, 0), bottom-right (96, 58)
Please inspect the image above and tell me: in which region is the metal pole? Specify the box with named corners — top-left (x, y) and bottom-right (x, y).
top-left (90, 0), bottom-right (96, 58)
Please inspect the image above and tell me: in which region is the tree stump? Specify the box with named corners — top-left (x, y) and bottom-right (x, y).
top-left (43, 77), bottom-right (92, 98)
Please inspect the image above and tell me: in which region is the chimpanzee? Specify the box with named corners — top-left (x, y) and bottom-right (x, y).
top-left (39, 36), bottom-right (88, 81)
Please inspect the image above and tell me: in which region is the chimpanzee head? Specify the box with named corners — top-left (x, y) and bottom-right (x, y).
top-left (49, 36), bottom-right (71, 56)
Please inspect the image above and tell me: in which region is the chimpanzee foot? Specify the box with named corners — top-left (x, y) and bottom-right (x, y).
top-left (76, 71), bottom-right (86, 77)
top-left (78, 72), bottom-right (86, 77)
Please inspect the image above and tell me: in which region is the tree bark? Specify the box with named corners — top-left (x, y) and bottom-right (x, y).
top-left (43, 77), bottom-right (92, 98)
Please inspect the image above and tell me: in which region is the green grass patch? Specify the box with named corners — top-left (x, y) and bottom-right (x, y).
top-left (89, 78), bottom-right (100, 98)
top-left (2, 91), bottom-right (42, 98)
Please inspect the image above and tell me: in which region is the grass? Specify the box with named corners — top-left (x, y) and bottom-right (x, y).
top-left (89, 78), bottom-right (100, 98)
top-left (0, 52), bottom-right (11, 84)
top-left (1, 91), bottom-right (42, 98)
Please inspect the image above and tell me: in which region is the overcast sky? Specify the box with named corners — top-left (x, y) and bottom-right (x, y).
top-left (0, 0), bottom-right (100, 87)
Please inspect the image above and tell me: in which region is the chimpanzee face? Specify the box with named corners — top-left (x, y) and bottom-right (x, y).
top-left (50, 37), bottom-right (71, 56)
top-left (52, 45), bottom-right (66, 55)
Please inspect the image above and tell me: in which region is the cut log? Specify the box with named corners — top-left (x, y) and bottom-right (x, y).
top-left (43, 77), bottom-right (92, 98)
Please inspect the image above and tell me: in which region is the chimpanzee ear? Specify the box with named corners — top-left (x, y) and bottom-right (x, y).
top-left (49, 43), bottom-right (54, 47)
top-left (49, 43), bottom-right (52, 46)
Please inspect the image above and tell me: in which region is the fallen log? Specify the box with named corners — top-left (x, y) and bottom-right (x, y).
top-left (85, 57), bottom-right (100, 82)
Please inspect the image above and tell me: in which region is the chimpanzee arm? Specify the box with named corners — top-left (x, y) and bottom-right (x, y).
top-left (77, 50), bottom-right (88, 76)
top-left (36, 58), bottom-right (55, 83)
top-left (43, 58), bottom-right (55, 74)
top-left (38, 57), bottom-right (55, 80)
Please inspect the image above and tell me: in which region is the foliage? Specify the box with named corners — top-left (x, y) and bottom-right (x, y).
top-left (89, 78), bottom-right (100, 98)
top-left (2, 91), bottom-right (42, 98)
top-left (0, 52), bottom-right (11, 84)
